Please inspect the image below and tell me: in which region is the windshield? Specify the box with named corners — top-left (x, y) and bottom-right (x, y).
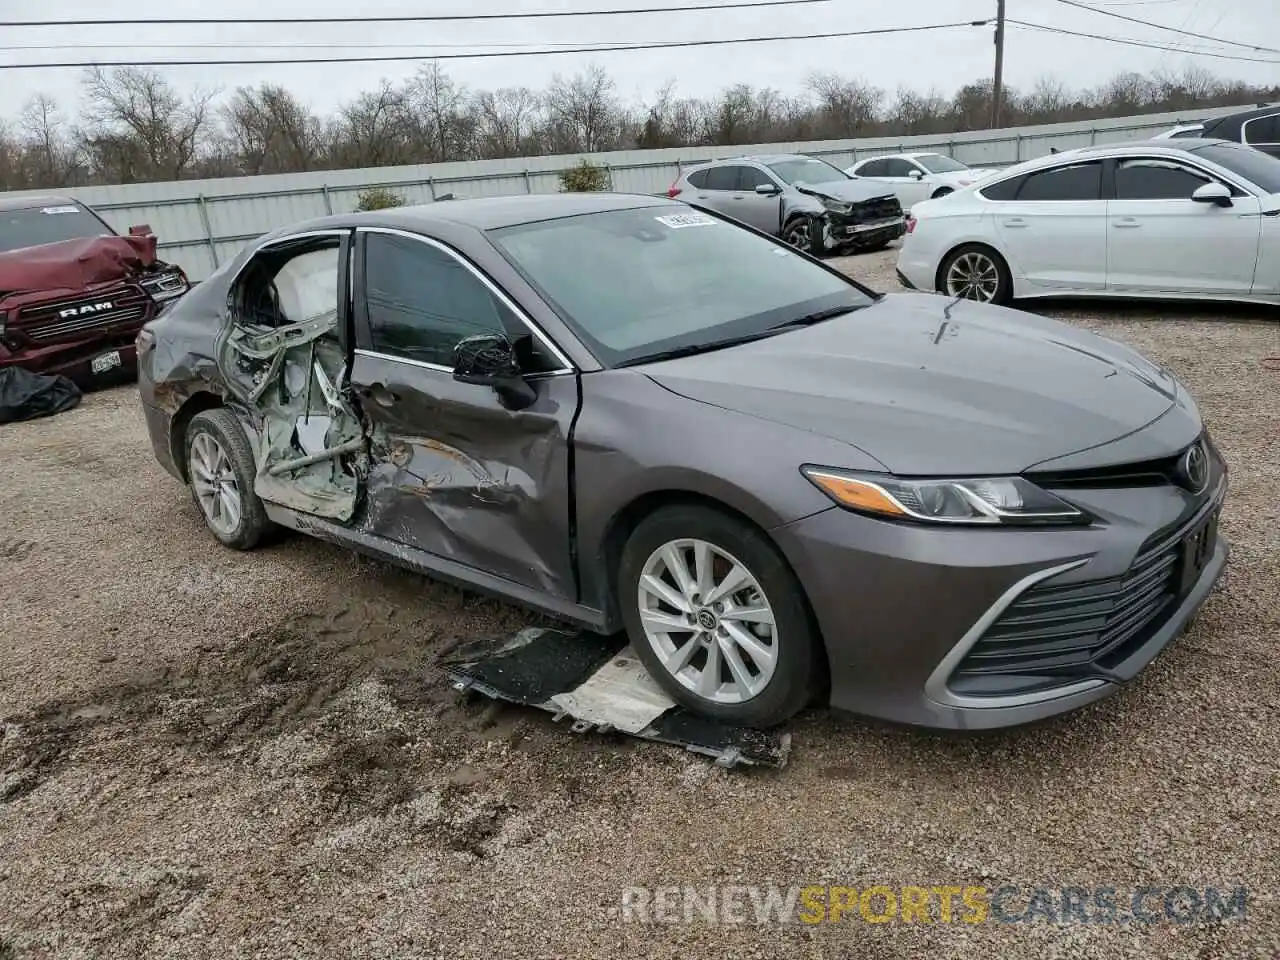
top-left (1190, 142), bottom-right (1280, 193)
top-left (766, 157), bottom-right (849, 185)
top-left (490, 206), bottom-right (872, 367)
top-left (0, 203), bottom-right (115, 254)
top-left (916, 154), bottom-right (970, 174)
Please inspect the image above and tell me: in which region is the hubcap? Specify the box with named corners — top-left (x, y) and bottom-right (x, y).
top-left (945, 251), bottom-right (1000, 302)
top-left (636, 538), bottom-right (778, 704)
top-left (189, 433), bottom-right (242, 536)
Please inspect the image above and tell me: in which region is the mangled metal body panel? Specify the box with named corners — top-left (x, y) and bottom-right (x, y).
top-left (443, 628), bottom-right (792, 769)
top-left (352, 351), bottom-right (578, 599)
top-left (217, 309), bottom-right (365, 521)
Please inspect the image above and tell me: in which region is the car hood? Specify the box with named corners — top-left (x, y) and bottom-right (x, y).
top-left (794, 179), bottom-right (898, 204)
top-left (641, 293), bottom-right (1187, 476)
top-left (0, 235), bottom-right (158, 297)
top-left (937, 167), bottom-right (1000, 185)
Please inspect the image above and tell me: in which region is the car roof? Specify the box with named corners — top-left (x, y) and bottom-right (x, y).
top-left (0, 194), bottom-right (80, 212)
top-left (261, 192), bottom-right (678, 239)
top-left (1200, 103), bottom-right (1280, 135)
top-left (982, 137), bottom-right (1241, 179)
top-left (691, 153), bottom-right (820, 169)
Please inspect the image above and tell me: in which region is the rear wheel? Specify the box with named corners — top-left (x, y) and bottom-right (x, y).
top-left (931, 186), bottom-right (955, 199)
top-left (184, 408), bottom-right (271, 550)
top-left (938, 243), bottom-right (1012, 305)
top-left (618, 505), bottom-right (820, 728)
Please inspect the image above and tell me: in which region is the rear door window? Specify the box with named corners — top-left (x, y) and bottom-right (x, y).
top-left (703, 165), bottom-right (741, 191)
top-left (1015, 161), bottom-right (1103, 201)
top-left (1243, 113), bottom-right (1280, 145)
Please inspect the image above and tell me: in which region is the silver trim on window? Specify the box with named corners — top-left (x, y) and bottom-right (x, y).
top-left (924, 557), bottom-right (1106, 710)
top-left (1242, 111), bottom-right (1280, 148)
top-left (355, 225), bottom-right (575, 375)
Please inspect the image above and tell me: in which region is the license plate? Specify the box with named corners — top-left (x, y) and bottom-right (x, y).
top-left (91, 350), bottom-right (122, 374)
top-left (1176, 509), bottom-right (1218, 596)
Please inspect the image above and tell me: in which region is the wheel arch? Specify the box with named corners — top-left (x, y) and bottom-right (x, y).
top-left (591, 489), bottom-right (829, 689)
top-left (169, 391), bottom-right (227, 481)
top-left (933, 240), bottom-right (1013, 295)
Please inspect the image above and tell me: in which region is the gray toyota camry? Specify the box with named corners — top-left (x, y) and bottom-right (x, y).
top-left (137, 192), bottom-right (1228, 730)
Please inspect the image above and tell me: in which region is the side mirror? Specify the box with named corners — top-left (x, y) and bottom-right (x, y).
top-left (452, 334), bottom-right (536, 410)
top-left (128, 224), bottom-right (153, 236)
top-left (1192, 182), bottom-right (1233, 207)
top-left (754, 183), bottom-right (781, 196)
top-left (907, 169), bottom-right (924, 180)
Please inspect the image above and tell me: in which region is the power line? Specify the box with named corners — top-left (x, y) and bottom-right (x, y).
top-left (3, 0), bottom-right (837, 28)
top-left (0, 21), bottom-right (987, 70)
top-left (1046, 0), bottom-right (1280, 54)
top-left (1010, 19), bottom-right (1280, 63)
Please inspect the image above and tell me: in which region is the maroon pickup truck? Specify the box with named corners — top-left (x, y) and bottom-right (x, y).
top-left (0, 195), bottom-right (190, 383)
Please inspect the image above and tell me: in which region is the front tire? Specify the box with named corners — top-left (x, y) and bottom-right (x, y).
top-left (184, 408), bottom-right (271, 550)
top-left (781, 215), bottom-right (822, 257)
top-left (938, 243), bottom-right (1012, 305)
top-left (618, 505), bottom-right (820, 728)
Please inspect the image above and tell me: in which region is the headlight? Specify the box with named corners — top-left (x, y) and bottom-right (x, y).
top-left (801, 466), bottom-right (1087, 526)
top-left (819, 197), bottom-right (852, 215)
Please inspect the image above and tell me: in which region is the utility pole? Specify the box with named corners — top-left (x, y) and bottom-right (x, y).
top-left (991, 0), bottom-right (1006, 129)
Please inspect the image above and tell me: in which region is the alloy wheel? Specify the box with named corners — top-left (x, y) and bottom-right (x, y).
top-left (944, 251), bottom-right (1001, 302)
top-left (635, 538), bottom-right (779, 704)
top-left (190, 432), bottom-right (243, 536)
top-left (783, 220), bottom-right (812, 252)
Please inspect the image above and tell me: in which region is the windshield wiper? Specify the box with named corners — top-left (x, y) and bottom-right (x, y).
top-left (619, 330), bottom-right (782, 367)
top-left (768, 305), bottom-right (862, 331)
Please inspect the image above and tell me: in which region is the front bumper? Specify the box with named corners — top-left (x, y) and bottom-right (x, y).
top-left (0, 335), bottom-right (139, 384)
top-left (823, 215), bottom-right (907, 251)
top-left (772, 462), bottom-right (1229, 730)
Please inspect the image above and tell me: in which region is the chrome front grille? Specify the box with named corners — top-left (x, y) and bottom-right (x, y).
top-left (17, 285), bottom-right (151, 342)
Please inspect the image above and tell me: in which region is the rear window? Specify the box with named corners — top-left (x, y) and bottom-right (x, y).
top-left (489, 205), bottom-right (871, 367)
top-left (1190, 142), bottom-right (1280, 193)
top-left (0, 204), bottom-right (114, 253)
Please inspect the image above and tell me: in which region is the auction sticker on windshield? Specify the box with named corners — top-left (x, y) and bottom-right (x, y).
top-left (655, 213), bottom-right (717, 229)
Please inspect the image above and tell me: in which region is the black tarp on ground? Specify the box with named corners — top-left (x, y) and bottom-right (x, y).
top-left (0, 366), bottom-right (82, 424)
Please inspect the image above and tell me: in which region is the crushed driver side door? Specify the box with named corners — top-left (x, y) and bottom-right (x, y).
top-left (348, 226), bottom-right (581, 603)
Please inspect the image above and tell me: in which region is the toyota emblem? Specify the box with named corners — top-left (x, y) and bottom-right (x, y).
top-left (1180, 440), bottom-right (1209, 494)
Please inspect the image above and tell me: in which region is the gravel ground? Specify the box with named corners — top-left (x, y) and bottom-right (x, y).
top-left (2, 243), bottom-right (1278, 958)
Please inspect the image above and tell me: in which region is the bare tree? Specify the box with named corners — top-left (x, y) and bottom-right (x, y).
top-left (19, 94), bottom-right (79, 186)
top-left (407, 62), bottom-right (474, 162)
top-left (473, 86), bottom-right (542, 158)
top-left (79, 66), bottom-right (216, 181)
top-left (222, 84), bottom-right (323, 175)
top-left (543, 65), bottom-right (624, 153)
top-left (807, 72), bottom-right (883, 138)
top-left (334, 80), bottom-right (412, 168)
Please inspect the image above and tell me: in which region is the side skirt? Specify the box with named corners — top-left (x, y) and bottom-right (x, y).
top-left (263, 502), bottom-right (611, 632)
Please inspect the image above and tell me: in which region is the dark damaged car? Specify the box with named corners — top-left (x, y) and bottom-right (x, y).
top-left (668, 153), bottom-right (906, 255)
top-left (0, 195), bottom-right (190, 382)
top-left (139, 193), bottom-right (1227, 731)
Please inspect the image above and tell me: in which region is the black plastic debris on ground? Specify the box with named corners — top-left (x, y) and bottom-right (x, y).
top-left (441, 627), bottom-right (791, 770)
top-left (0, 367), bottom-right (81, 424)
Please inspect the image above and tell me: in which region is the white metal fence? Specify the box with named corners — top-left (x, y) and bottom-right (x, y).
top-left (0, 104), bottom-right (1246, 281)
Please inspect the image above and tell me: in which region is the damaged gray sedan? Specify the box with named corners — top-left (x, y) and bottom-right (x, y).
top-left (138, 193), bottom-right (1227, 730)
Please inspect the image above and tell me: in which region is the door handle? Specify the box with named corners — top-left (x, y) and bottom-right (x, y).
top-left (359, 382), bottom-right (400, 406)
top-left (1003, 218), bottom-right (1027, 228)
top-left (1113, 218), bottom-right (1141, 228)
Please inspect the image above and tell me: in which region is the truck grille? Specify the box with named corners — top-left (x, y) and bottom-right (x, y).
top-left (17, 285), bottom-right (152, 342)
top-left (954, 500), bottom-right (1219, 682)
top-left (851, 195), bottom-right (903, 223)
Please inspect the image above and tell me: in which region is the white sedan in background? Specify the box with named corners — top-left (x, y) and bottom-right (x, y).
top-left (896, 138), bottom-right (1280, 306)
top-left (845, 152), bottom-right (1001, 209)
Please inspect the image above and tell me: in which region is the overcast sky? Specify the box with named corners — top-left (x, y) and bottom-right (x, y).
top-left (3, 0), bottom-right (1277, 120)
